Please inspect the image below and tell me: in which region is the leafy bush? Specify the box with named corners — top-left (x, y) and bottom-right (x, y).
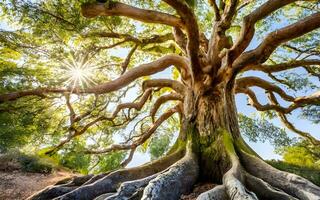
top-left (0, 150), bottom-right (54, 173)
top-left (18, 154), bottom-right (54, 173)
top-left (279, 141), bottom-right (320, 168)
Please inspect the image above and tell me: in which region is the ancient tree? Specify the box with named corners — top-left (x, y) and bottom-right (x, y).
top-left (0, 0), bottom-right (320, 199)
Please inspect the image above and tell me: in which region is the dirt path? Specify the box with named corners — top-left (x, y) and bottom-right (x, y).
top-left (0, 170), bottom-right (74, 200)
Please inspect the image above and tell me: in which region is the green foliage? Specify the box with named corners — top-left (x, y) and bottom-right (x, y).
top-left (18, 154), bottom-right (54, 173)
top-left (273, 71), bottom-right (318, 92)
top-left (301, 105), bottom-right (320, 124)
top-left (92, 152), bottom-right (125, 174)
top-left (0, 150), bottom-right (56, 173)
top-left (238, 114), bottom-right (295, 148)
top-left (0, 98), bottom-right (58, 152)
top-left (185, 0), bottom-right (196, 9)
top-left (283, 146), bottom-right (319, 168)
top-left (149, 134), bottom-right (171, 160)
top-left (58, 151), bottom-right (91, 174)
top-left (279, 140), bottom-right (320, 168)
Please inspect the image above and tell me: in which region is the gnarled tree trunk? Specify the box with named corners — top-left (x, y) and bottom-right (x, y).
top-left (191, 82), bottom-right (239, 182)
top-left (28, 79), bottom-right (320, 200)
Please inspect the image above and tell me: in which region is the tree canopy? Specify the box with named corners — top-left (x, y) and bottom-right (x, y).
top-left (0, 0), bottom-right (320, 199)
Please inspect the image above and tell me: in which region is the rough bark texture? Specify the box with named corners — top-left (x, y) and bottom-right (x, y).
top-left (141, 144), bottom-right (199, 200)
top-left (239, 150), bottom-right (320, 200)
top-left (192, 83), bottom-right (240, 182)
top-left (29, 148), bottom-right (184, 200)
top-left (196, 185), bottom-right (229, 200)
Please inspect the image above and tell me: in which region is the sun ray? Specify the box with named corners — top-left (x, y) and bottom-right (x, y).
top-left (61, 56), bottom-right (97, 91)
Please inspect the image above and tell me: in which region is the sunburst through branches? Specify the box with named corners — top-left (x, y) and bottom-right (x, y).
top-left (62, 54), bottom-right (97, 91)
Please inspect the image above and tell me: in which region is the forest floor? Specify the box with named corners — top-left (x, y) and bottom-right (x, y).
top-left (180, 183), bottom-right (216, 200)
top-left (0, 170), bottom-right (74, 200)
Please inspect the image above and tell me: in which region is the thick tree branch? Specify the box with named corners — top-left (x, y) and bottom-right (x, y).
top-left (236, 87), bottom-right (290, 113)
top-left (162, 0), bottom-right (202, 81)
top-left (243, 59), bottom-right (320, 73)
top-left (85, 105), bottom-right (178, 154)
top-left (207, 0), bottom-right (238, 75)
top-left (142, 79), bottom-right (186, 94)
top-left (208, 0), bottom-right (221, 21)
top-left (236, 77), bottom-right (295, 101)
top-left (233, 12), bottom-right (320, 72)
top-left (0, 55), bottom-right (189, 103)
top-left (150, 93), bottom-right (184, 121)
top-left (0, 88), bottom-right (67, 103)
top-left (111, 89), bottom-right (153, 119)
top-left (88, 32), bottom-right (174, 46)
top-left (229, 0), bottom-right (298, 62)
top-left (173, 27), bottom-right (187, 53)
top-left (221, 0), bottom-right (238, 28)
top-left (81, 2), bottom-right (184, 29)
top-left (237, 87), bottom-right (320, 116)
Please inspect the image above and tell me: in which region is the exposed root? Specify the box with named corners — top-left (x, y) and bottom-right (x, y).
top-left (94, 193), bottom-right (115, 200)
top-left (244, 172), bottom-right (297, 200)
top-left (141, 144), bottom-right (199, 200)
top-left (223, 169), bottom-right (257, 200)
top-left (55, 174), bottom-right (95, 186)
top-left (105, 173), bottom-right (159, 200)
top-left (28, 147), bottom-right (184, 200)
top-left (28, 174), bottom-right (109, 200)
top-left (83, 173), bottom-right (109, 185)
top-left (27, 186), bottom-right (75, 200)
top-left (196, 185), bottom-right (229, 200)
top-left (239, 149), bottom-right (320, 200)
top-left (222, 132), bottom-right (258, 200)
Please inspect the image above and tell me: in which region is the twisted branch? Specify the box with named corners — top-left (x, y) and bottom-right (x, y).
top-left (150, 93), bottom-right (184, 121)
top-left (81, 2), bottom-right (184, 28)
top-left (84, 105), bottom-right (178, 154)
top-left (0, 55), bottom-right (189, 103)
top-left (233, 12), bottom-right (320, 72)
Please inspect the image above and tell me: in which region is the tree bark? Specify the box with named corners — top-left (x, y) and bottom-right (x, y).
top-left (187, 82), bottom-right (240, 182)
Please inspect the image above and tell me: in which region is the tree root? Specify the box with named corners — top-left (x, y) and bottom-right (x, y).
top-left (244, 172), bottom-right (297, 200)
top-left (222, 133), bottom-right (258, 200)
top-left (83, 173), bottom-right (109, 185)
top-left (239, 150), bottom-right (320, 200)
top-left (223, 168), bottom-right (258, 200)
top-left (94, 193), bottom-right (115, 200)
top-left (141, 144), bottom-right (199, 200)
top-left (27, 186), bottom-right (76, 200)
top-left (196, 185), bottom-right (229, 200)
top-left (28, 147), bottom-right (185, 200)
top-left (105, 173), bottom-right (160, 200)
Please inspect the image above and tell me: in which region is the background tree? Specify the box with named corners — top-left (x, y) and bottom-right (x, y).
top-left (0, 0), bottom-right (320, 199)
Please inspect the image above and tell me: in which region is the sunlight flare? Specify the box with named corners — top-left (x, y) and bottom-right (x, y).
top-left (63, 60), bottom-right (97, 90)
